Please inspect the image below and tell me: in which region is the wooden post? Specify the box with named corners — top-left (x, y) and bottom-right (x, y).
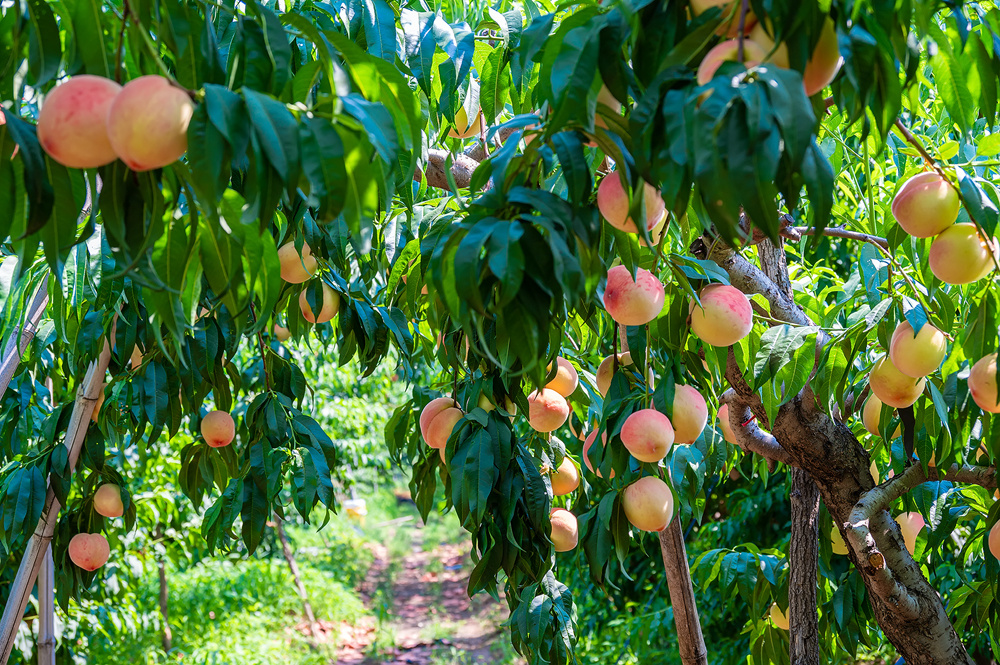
top-left (657, 518), bottom-right (709, 665)
top-left (274, 515), bottom-right (318, 638)
top-left (36, 549), bottom-right (55, 665)
top-left (0, 341), bottom-right (112, 663)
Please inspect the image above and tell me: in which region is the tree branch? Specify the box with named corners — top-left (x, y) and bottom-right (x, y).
top-left (785, 226), bottom-right (889, 250)
top-left (720, 389), bottom-right (793, 466)
top-left (416, 150), bottom-right (481, 191)
top-left (893, 119), bottom-right (948, 178)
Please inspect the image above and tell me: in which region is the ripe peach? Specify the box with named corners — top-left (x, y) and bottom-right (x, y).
top-left (596, 173), bottom-right (666, 234)
top-left (596, 352), bottom-right (633, 397)
top-left (929, 223), bottom-right (998, 285)
top-left (593, 84), bottom-right (622, 132)
top-left (37, 76), bottom-right (122, 169)
top-left (718, 403), bottom-right (737, 444)
top-left (895, 512), bottom-right (924, 555)
top-left (550, 508), bottom-right (579, 552)
top-left (447, 106), bottom-right (484, 139)
top-left (639, 211), bottom-right (669, 248)
top-left (582, 430), bottom-right (614, 479)
top-left (862, 395), bottom-right (901, 438)
top-left (689, 284), bottom-right (753, 347)
top-left (420, 397), bottom-right (457, 441)
top-left (528, 388), bottom-right (570, 432)
top-left (93, 484), bottom-right (124, 518)
top-left (870, 460), bottom-right (881, 485)
top-left (968, 354), bottom-right (1000, 414)
top-left (107, 76), bottom-right (194, 171)
top-left (621, 409), bottom-right (674, 463)
top-left (546, 357), bottom-right (579, 397)
top-left (989, 522), bottom-right (1000, 562)
top-left (68, 533), bottom-right (110, 571)
top-left (889, 320), bottom-right (946, 378)
top-left (299, 283), bottom-right (340, 324)
top-left (201, 410), bottom-right (235, 448)
top-left (672, 385), bottom-right (709, 444)
top-left (551, 457), bottom-right (580, 496)
top-left (830, 525), bottom-right (848, 555)
top-left (868, 355), bottom-right (925, 408)
top-left (769, 603), bottom-right (789, 630)
top-left (890, 172), bottom-right (960, 237)
top-left (622, 476), bottom-right (674, 532)
top-left (604, 265), bottom-right (665, 326)
top-left (689, 0), bottom-right (757, 37)
top-left (278, 242), bottom-right (318, 283)
top-left (273, 324), bottom-right (291, 342)
top-left (425, 407), bottom-right (464, 449)
top-left (751, 18), bottom-right (842, 96)
top-left (696, 39), bottom-right (767, 86)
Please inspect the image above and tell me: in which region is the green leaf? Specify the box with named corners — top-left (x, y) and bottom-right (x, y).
top-left (480, 46), bottom-right (510, 123)
top-left (68, 0), bottom-right (110, 77)
top-left (361, 0), bottom-right (397, 63)
top-left (26, 0), bottom-right (61, 86)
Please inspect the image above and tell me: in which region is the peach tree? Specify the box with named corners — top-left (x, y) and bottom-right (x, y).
top-left (0, 0), bottom-right (999, 664)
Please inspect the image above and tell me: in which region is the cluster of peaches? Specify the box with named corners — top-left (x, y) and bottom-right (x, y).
top-left (34, 74), bottom-right (194, 172)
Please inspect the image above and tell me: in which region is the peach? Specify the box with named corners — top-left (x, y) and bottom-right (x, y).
top-left (604, 265), bottom-right (665, 326)
top-left (621, 409), bottom-right (674, 463)
top-left (425, 407), bottom-right (463, 449)
top-left (868, 355), bottom-right (925, 408)
top-left (890, 172), bottom-right (960, 237)
top-left (550, 508), bottom-right (579, 552)
top-left (870, 460), bottom-right (881, 485)
top-left (37, 76), bottom-right (122, 169)
top-left (107, 75), bottom-right (194, 171)
top-left (582, 430), bottom-right (614, 479)
top-left (830, 525), bottom-right (848, 555)
top-left (639, 211), bottom-right (670, 248)
top-left (689, 0), bottom-right (757, 37)
top-left (596, 352), bottom-right (633, 396)
top-left (989, 522), bottom-right (1000, 562)
top-left (672, 385), bottom-right (709, 444)
top-left (551, 457), bottom-right (580, 496)
top-left (299, 283), bottom-right (340, 324)
top-left (593, 84), bottom-right (622, 132)
top-left (696, 39), bottom-right (767, 86)
top-left (93, 484), bottom-right (124, 518)
top-left (622, 476), bottom-right (674, 532)
top-left (929, 223), bottom-right (998, 285)
top-left (420, 397), bottom-right (457, 441)
top-left (769, 603), bottom-right (789, 630)
top-left (546, 357), bottom-right (579, 397)
top-left (447, 106), bottom-right (484, 139)
top-left (862, 395), bottom-right (901, 438)
top-left (751, 18), bottom-right (842, 96)
top-left (596, 173), bottom-right (666, 234)
top-left (889, 320), bottom-right (946, 378)
top-left (968, 354), bottom-right (1000, 413)
top-left (528, 388), bottom-right (570, 432)
top-left (278, 242), bottom-right (318, 283)
top-left (690, 284), bottom-right (753, 347)
top-left (718, 403), bottom-right (737, 444)
top-left (68, 533), bottom-right (110, 571)
top-left (201, 410), bottom-right (235, 448)
top-left (273, 324), bottom-right (291, 341)
top-left (895, 512), bottom-right (925, 555)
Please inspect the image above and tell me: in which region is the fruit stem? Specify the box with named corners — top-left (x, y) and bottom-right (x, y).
top-left (736, 0), bottom-right (750, 62)
top-left (893, 118), bottom-right (949, 181)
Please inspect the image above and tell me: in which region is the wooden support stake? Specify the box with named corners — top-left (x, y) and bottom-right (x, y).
top-left (658, 518), bottom-right (709, 665)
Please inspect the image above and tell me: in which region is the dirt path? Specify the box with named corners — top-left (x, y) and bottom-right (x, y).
top-left (332, 521), bottom-right (521, 665)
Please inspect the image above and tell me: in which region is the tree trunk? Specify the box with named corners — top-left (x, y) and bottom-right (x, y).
top-left (158, 561), bottom-right (172, 653)
top-left (657, 518), bottom-right (708, 665)
top-left (274, 515), bottom-right (318, 638)
top-left (788, 468), bottom-right (820, 665)
top-left (700, 238), bottom-right (978, 665)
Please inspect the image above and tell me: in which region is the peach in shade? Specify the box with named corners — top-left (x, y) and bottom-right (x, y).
top-left (604, 265), bottom-right (665, 326)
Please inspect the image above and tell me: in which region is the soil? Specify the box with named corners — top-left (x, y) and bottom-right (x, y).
top-left (328, 521), bottom-right (521, 665)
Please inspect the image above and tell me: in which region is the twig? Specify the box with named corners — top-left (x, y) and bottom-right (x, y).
top-left (248, 303), bottom-right (273, 392)
top-left (115, 0), bottom-right (131, 83)
top-left (786, 226), bottom-right (889, 249)
top-left (893, 119), bottom-right (947, 179)
top-left (736, 0), bottom-right (750, 62)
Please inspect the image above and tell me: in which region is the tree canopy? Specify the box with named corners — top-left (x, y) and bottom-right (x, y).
top-left (1, 0), bottom-right (1000, 663)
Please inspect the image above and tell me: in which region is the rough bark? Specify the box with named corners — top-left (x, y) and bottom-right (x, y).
top-left (789, 468), bottom-right (820, 665)
top-left (657, 518), bottom-right (709, 665)
top-left (695, 236), bottom-right (992, 665)
top-left (274, 515), bottom-right (318, 638)
top-left (415, 150), bottom-right (480, 191)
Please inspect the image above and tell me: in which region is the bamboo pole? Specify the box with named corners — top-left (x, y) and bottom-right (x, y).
top-left (0, 284), bottom-right (49, 395)
top-left (0, 340), bottom-right (111, 664)
top-left (36, 549), bottom-right (55, 665)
